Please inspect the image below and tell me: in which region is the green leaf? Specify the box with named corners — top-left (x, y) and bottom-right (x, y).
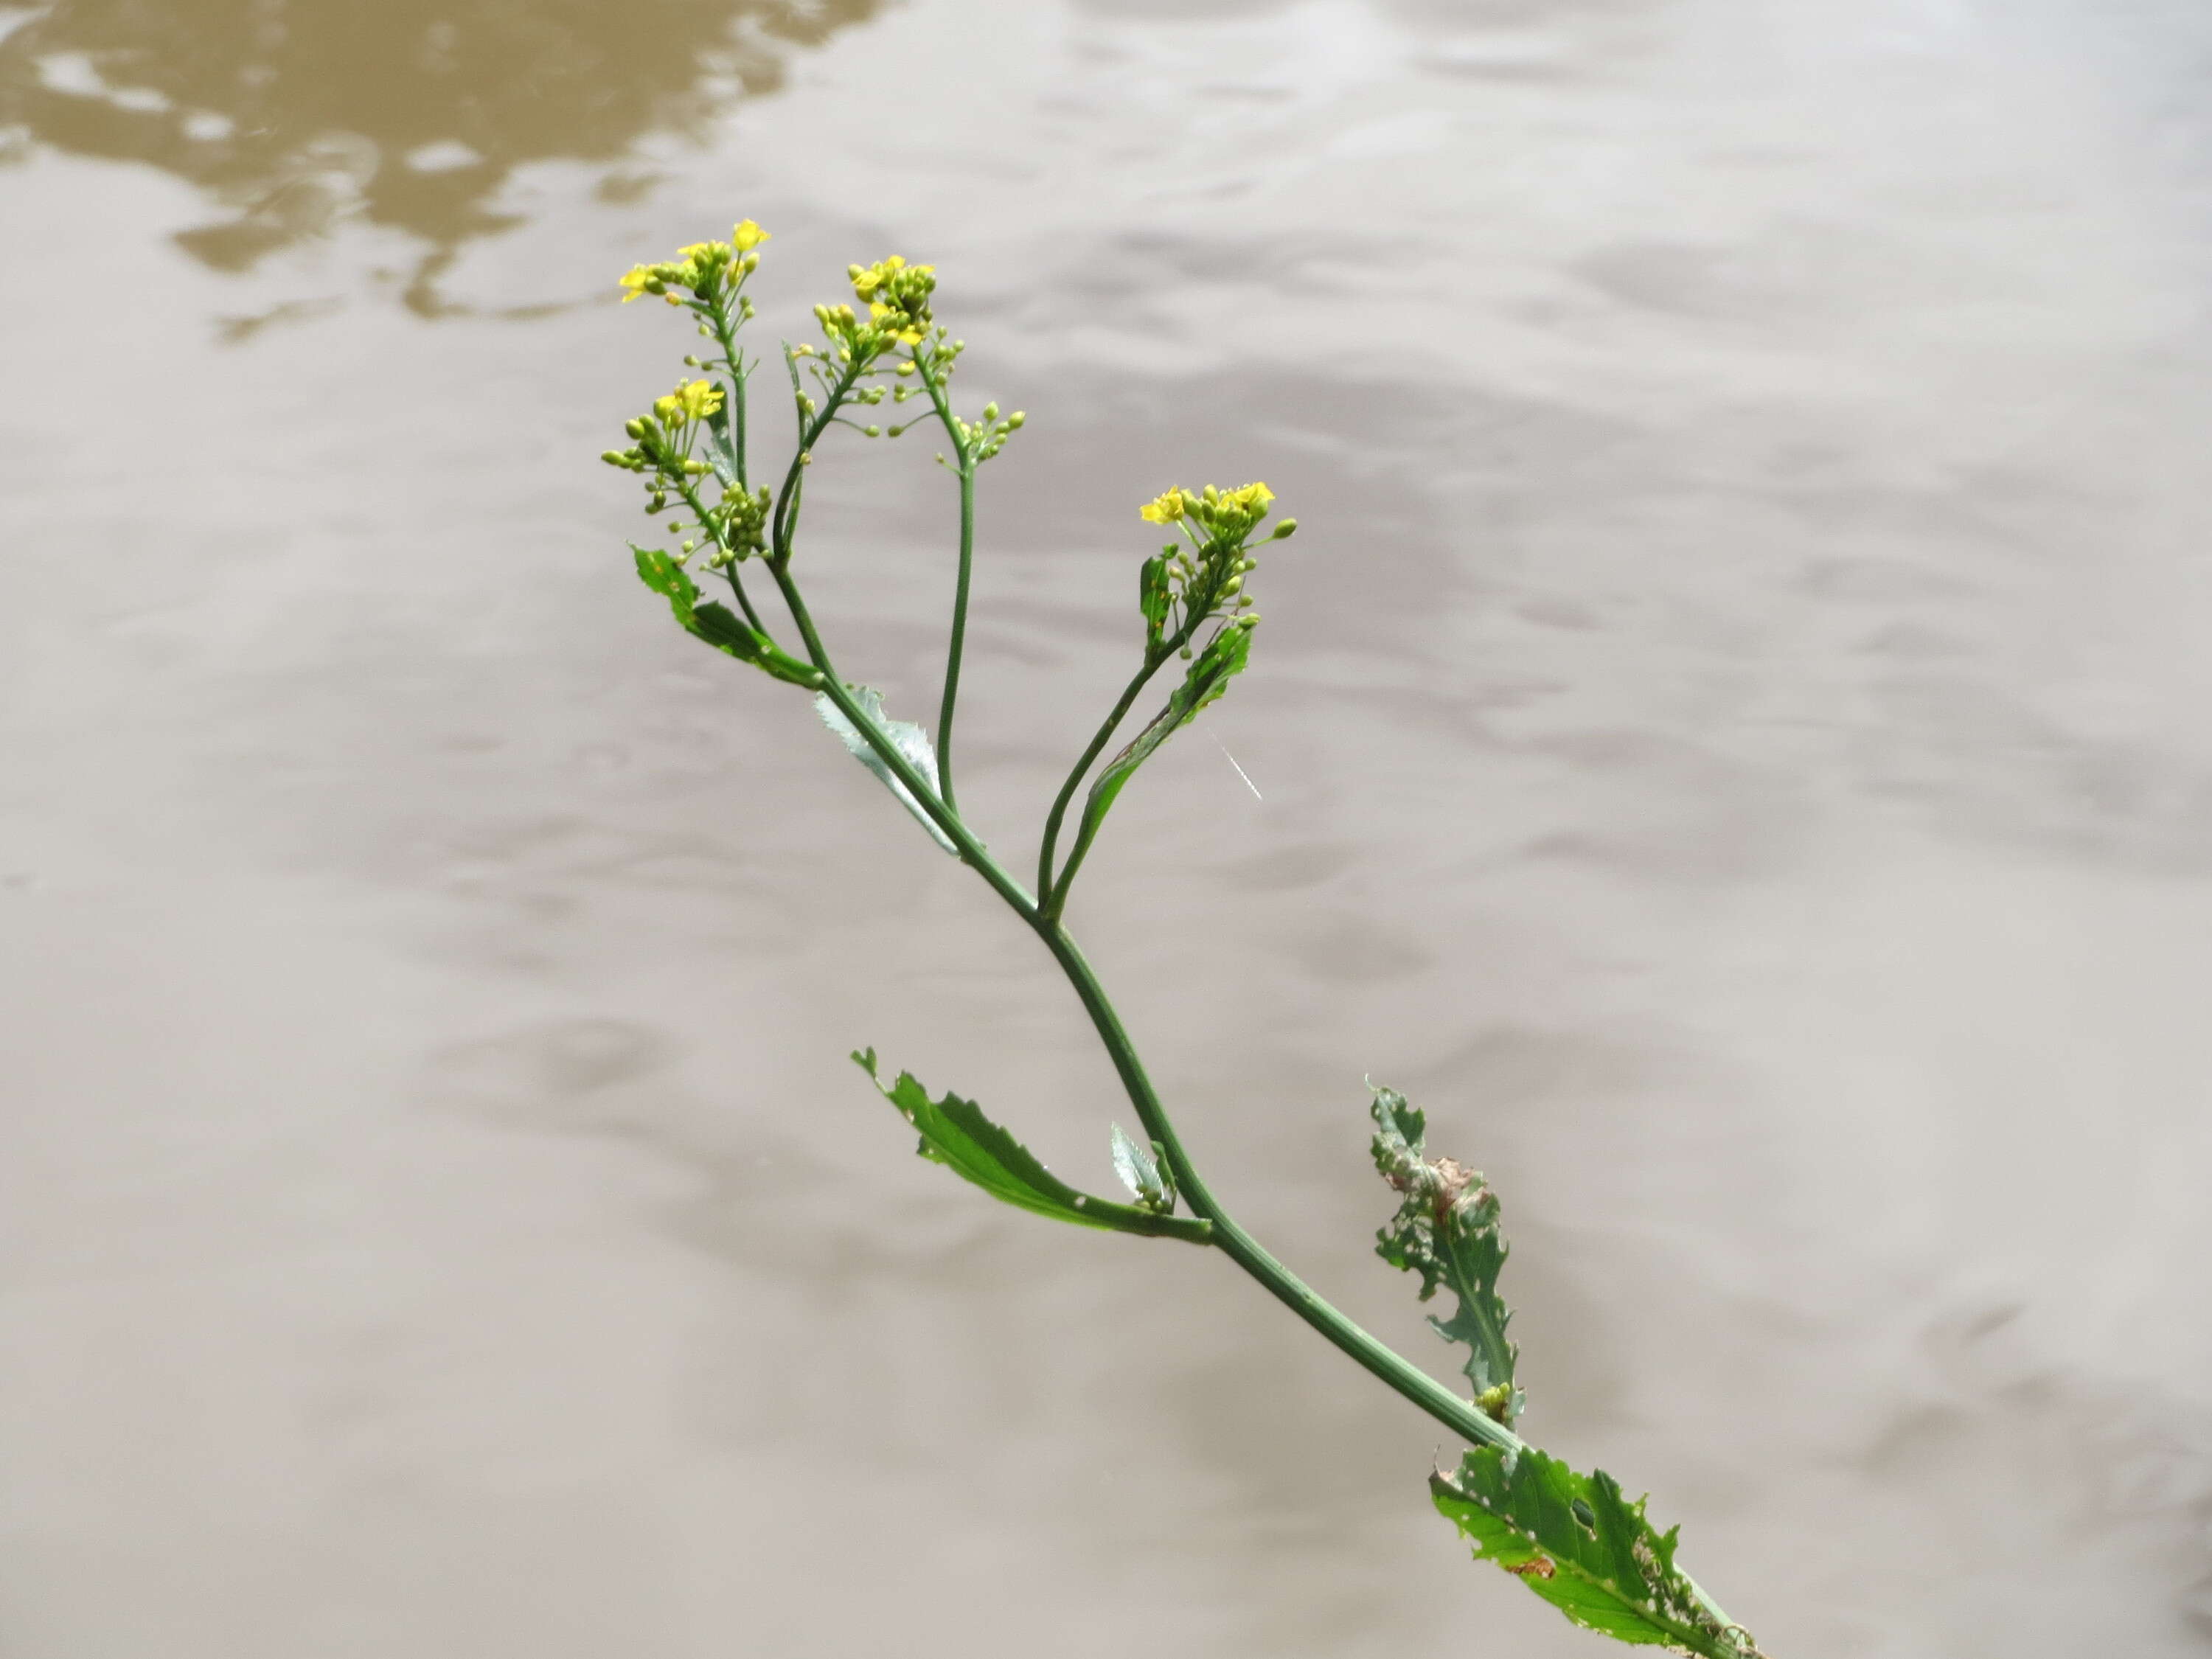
top-left (1109, 1123), bottom-right (1174, 1212)
top-left (1072, 619), bottom-right (1253, 857)
top-left (853, 1051), bottom-right (1211, 1245)
top-left (814, 686), bottom-right (958, 855)
top-left (632, 545), bottom-right (820, 687)
top-left (1432, 1445), bottom-right (1765, 1659)
top-left (702, 397), bottom-right (740, 486)
top-left (1370, 1084), bottom-right (1521, 1424)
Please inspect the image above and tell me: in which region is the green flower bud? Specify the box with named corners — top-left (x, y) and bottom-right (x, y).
top-left (1270, 518), bottom-right (1298, 539)
top-left (1006, 411), bottom-right (1026, 429)
top-left (982, 403), bottom-right (999, 421)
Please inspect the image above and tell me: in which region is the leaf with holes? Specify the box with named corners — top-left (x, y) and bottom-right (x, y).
top-left (854, 1051), bottom-right (1210, 1244)
top-left (1432, 1444), bottom-right (1764, 1658)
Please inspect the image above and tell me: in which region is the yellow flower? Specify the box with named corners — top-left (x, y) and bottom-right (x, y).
top-left (732, 220), bottom-right (769, 252)
top-left (674, 378), bottom-right (723, 420)
top-left (619, 264), bottom-right (654, 302)
top-left (1225, 482), bottom-right (1274, 512)
top-left (653, 379), bottom-right (724, 425)
top-left (1138, 490), bottom-right (1188, 524)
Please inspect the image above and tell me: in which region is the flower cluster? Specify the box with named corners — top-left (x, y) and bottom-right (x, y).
top-left (807, 255), bottom-right (938, 364)
top-left (1136, 482), bottom-right (1297, 654)
top-left (1139, 481), bottom-right (1279, 538)
top-left (619, 220), bottom-right (771, 311)
top-left (600, 378), bottom-right (768, 567)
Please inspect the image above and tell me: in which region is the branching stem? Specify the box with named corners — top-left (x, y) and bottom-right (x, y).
top-left (766, 564), bottom-right (1524, 1463)
top-left (1035, 651), bottom-right (1169, 909)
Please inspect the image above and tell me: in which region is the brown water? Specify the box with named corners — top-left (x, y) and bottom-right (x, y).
top-left (6, 1), bottom-right (2212, 1654)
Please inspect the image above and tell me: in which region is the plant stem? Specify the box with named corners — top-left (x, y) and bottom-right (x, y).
top-left (1036, 651), bottom-right (1169, 908)
top-left (771, 353), bottom-right (865, 565)
top-left (760, 569), bottom-right (1750, 1641)
top-left (1027, 916), bottom-right (1523, 1458)
top-left (911, 349), bottom-right (977, 815)
top-left (770, 567), bottom-right (1516, 1456)
top-left (768, 565), bottom-right (1037, 917)
top-left (936, 459), bottom-right (975, 815)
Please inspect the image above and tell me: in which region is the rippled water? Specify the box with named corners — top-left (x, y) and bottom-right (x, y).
top-left (6, 1), bottom-right (2212, 1654)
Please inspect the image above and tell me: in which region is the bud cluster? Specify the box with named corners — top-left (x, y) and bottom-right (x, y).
top-left (950, 402), bottom-right (1026, 462)
top-left (849, 254), bottom-right (936, 341)
top-left (600, 378), bottom-right (768, 567)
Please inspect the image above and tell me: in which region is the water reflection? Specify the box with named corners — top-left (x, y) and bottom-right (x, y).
top-left (0, 0), bottom-right (878, 291)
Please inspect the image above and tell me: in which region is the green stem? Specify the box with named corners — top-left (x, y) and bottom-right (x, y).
top-left (768, 563), bottom-right (1037, 917)
top-left (1026, 916), bottom-right (1523, 1459)
top-left (914, 348), bottom-right (976, 815)
top-left (759, 546), bottom-right (1749, 1643)
top-left (771, 352), bottom-right (866, 566)
top-left (1035, 652), bottom-right (1169, 914)
top-left (776, 575), bottom-right (1514, 1455)
top-left (936, 460), bottom-right (975, 815)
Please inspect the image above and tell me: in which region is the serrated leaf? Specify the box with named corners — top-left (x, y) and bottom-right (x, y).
top-left (815, 685), bottom-right (958, 855)
top-left (1432, 1445), bottom-right (1764, 1659)
top-left (853, 1051), bottom-right (1211, 1244)
top-left (633, 545), bottom-right (819, 687)
top-left (1370, 1084), bottom-right (1521, 1423)
top-left (1109, 1122), bottom-right (1174, 1212)
top-left (1073, 621), bottom-right (1252, 853)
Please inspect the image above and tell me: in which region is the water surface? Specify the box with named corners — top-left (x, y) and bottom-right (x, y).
top-left (4, 1), bottom-right (2211, 1655)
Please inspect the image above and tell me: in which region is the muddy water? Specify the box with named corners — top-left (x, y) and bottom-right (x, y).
top-left (4, 0), bottom-right (2211, 1654)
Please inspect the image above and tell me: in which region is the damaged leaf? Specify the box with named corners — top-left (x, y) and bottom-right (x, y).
top-left (1433, 1444), bottom-right (1764, 1659)
top-left (1370, 1084), bottom-right (1521, 1423)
